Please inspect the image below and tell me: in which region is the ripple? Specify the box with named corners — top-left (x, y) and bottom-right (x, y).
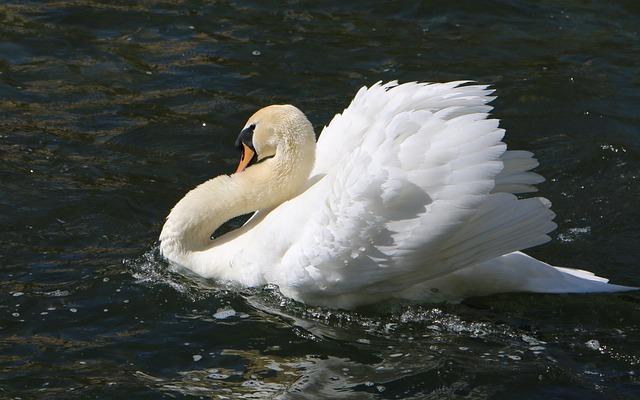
top-left (2, 0), bottom-right (640, 398)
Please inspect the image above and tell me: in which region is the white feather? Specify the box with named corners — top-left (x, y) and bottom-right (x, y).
top-left (161, 81), bottom-right (635, 309)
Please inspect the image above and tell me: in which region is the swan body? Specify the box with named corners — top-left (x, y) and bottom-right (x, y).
top-left (160, 81), bottom-right (635, 309)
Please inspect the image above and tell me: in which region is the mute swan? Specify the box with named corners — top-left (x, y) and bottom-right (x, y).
top-left (160, 81), bottom-right (634, 309)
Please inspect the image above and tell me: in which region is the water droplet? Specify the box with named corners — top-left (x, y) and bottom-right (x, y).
top-left (207, 373), bottom-right (229, 380)
top-left (213, 307), bottom-right (236, 320)
top-left (192, 354), bottom-right (202, 362)
top-left (47, 290), bottom-right (69, 297)
top-left (585, 339), bottom-right (601, 351)
top-left (252, 50), bottom-right (261, 56)
top-left (69, 308), bottom-right (77, 313)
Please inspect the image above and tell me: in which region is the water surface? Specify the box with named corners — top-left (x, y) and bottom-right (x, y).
top-left (1, 1), bottom-right (640, 398)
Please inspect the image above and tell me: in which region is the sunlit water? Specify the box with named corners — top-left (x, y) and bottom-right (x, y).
top-left (1, 1), bottom-right (639, 399)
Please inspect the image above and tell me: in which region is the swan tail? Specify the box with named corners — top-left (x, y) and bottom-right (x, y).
top-left (548, 265), bottom-right (637, 292)
top-left (399, 252), bottom-right (637, 302)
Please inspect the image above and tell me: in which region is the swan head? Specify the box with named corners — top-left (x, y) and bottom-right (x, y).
top-left (159, 105), bottom-right (316, 256)
top-left (232, 104), bottom-right (316, 206)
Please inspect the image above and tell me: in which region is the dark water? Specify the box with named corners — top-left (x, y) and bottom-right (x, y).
top-left (1, 1), bottom-right (640, 398)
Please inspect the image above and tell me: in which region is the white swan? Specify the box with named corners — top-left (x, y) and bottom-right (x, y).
top-left (160, 81), bottom-right (634, 309)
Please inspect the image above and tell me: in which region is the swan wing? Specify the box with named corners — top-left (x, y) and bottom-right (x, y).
top-left (313, 81), bottom-right (544, 193)
top-left (275, 82), bottom-right (556, 307)
top-left (493, 150), bottom-right (544, 194)
top-left (312, 81), bottom-right (493, 176)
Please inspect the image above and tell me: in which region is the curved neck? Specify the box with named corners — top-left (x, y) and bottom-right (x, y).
top-left (159, 143), bottom-right (314, 263)
top-left (159, 174), bottom-right (253, 257)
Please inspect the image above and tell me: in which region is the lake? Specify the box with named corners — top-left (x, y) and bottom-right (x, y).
top-left (1, 1), bottom-right (639, 398)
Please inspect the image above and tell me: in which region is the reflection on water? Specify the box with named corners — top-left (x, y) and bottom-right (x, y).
top-left (121, 249), bottom-right (640, 399)
top-left (1, 0), bottom-right (640, 398)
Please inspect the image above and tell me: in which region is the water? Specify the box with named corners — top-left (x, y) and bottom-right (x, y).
top-left (1, 1), bottom-right (639, 398)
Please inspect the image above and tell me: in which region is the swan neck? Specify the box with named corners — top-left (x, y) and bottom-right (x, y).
top-left (159, 174), bottom-right (261, 259)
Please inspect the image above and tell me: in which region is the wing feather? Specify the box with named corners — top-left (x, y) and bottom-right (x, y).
top-left (276, 82), bottom-right (556, 307)
top-left (494, 150), bottom-right (545, 193)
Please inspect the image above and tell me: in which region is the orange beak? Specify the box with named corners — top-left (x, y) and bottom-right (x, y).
top-left (235, 142), bottom-right (256, 173)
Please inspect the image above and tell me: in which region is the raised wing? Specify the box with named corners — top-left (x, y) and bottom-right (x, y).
top-left (276, 82), bottom-right (555, 308)
top-left (312, 81), bottom-right (494, 176)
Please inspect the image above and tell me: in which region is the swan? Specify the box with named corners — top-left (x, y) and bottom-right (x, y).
top-left (160, 81), bottom-right (635, 309)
